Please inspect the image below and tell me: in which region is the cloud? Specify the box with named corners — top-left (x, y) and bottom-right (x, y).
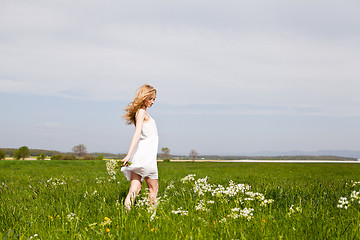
top-left (159, 102), bottom-right (360, 117)
top-left (0, 79), bottom-right (30, 93)
top-left (43, 122), bottom-right (61, 128)
top-left (1, 0), bottom-right (360, 117)
top-left (29, 122), bottom-right (62, 129)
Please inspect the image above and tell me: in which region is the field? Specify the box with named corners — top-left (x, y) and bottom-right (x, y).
top-left (1, 160), bottom-right (360, 239)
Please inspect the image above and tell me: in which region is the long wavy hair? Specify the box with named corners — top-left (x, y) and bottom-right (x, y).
top-left (123, 84), bottom-right (157, 125)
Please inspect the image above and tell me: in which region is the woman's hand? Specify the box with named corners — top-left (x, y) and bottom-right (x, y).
top-left (122, 155), bottom-right (131, 167)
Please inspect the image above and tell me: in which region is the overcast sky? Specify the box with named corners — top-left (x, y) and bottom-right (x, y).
top-left (1, 0), bottom-right (359, 155)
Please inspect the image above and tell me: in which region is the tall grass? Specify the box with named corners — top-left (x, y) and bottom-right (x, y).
top-left (0, 160), bottom-right (359, 239)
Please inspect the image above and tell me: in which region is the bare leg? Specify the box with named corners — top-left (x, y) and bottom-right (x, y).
top-left (145, 178), bottom-right (159, 206)
top-left (124, 172), bottom-right (142, 210)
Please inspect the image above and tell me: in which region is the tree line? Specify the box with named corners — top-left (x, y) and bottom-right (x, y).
top-left (0, 145), bottom-right (104, 160)
top-left (0, 146), bottom-right (356, 161)
top-left (0, 148), bottom-right (61, 157)
top-left (0, 145), bottom-right (200, 161)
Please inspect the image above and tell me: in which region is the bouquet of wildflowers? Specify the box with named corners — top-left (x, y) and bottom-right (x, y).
top-left (106, 159), bottom-right (131, 179)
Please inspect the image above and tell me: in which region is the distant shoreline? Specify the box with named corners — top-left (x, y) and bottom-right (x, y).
top-left (160, 159), bottom-right (360, 163)
top-left (3, 158), bottom-right (360, 163)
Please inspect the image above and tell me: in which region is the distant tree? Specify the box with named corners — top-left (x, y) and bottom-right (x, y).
top-left (0, 150), bottom-right (6, 160)
top-left (51, 154), bottom-right (63, 160)
top-left (13, 149), bottom-right (20, 160)
top-left (97, 154), bottom-right (104, 161)
top-left (62, 155), bottom-right (77, 160)
top-left (13, 146), bottom-right (31, 160)
top-left (161, 147), bottom-right (171, 160)
top-left (72, 144), bottom-right (87, 158)
top-left (37, 152), bottom-right (46, 160)
top-left (189, 149), bottom-right (199, 162)
top-left (83, 155), bottom-right (96, 160)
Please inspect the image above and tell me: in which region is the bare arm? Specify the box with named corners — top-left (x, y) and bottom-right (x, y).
top-left (122, 109), bottom-right (146, 165)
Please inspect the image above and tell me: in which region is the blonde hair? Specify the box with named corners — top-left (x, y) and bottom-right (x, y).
top-left (123, 84), bottom-right (157, 125)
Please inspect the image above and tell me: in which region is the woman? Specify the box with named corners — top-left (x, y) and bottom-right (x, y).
top-left (121, 84), bottom-right (159, 210)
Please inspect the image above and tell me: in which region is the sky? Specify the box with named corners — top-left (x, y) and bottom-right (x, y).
top-left (1, 0), bottom-right (360, 155)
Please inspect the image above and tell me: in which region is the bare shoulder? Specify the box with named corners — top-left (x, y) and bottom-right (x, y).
top-left (138, 108), bottom-right (146, 114)
top-left (136, 109), bottom-right (151, 122)
top-left (136, 109), bottom-right (146, 120)
top-left (137, 109), bottom-right (146, 116)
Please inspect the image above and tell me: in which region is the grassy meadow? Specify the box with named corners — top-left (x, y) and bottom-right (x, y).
top-left (1, 160), bottom-right (360, 239)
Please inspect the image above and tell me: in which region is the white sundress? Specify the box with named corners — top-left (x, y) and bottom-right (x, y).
top-left (121, 115), bottom-right (159, 181)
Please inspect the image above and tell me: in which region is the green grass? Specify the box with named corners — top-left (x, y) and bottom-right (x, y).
top-left (1, 160), bottom-right (360, 239)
